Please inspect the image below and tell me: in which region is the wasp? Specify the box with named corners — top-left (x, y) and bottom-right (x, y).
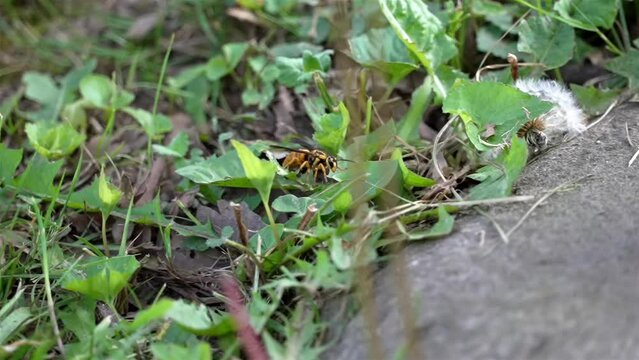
top-left (271, 146), bottom-right (339, 183)
top-left (517, 118), bottom-right (547, 152)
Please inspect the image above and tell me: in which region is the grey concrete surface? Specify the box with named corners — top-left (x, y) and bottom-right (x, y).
top-left (324, 103), bottom-right (639, 360)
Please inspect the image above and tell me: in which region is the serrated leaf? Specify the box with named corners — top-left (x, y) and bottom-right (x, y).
top-left (443, 80), bottom-right (553, 151)
top-left (25, 122), bottom-right (85, 160)
top-left (554, 0), bottom-right (619, 30)
top-left (379, 0), bottom-right (457, 72)
top-left (61, 255), bottom-right (140, 302)
top-left (469, 136), bottom-right (528, 199)
top-left (605, 49), bottom-right (639, 88)
top-left (517, 15), bottom-right (574, 69)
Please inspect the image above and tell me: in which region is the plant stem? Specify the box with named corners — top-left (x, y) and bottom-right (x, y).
top-left (102, 212), bottom-right (110, 257)
top-left (263, 200), bottom-right (279, 243)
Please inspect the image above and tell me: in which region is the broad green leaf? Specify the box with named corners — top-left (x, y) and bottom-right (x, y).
top-left (605, 49), bottom-right (639, 88)
top-left (391, 149), bottom-right (436, 188)
top-left (260, 64), bottom-right (280, 82)
top-left (79, 74), bottom-right (112, 109)
top-left (123, 107), bottom-right (173, 138)
top-left (554, 0), bottom-right (619, 30)
top-left (23, 72), bottom-right (58, 110)
top-left (331, 190), bottom-right (353, 214)
top-left (0, 145), bottom-right (23, 182)
top-left (517, 15), bottom-right (574, 69)
top-left (205, 56), bottom-right (229, 81)
top-left (168, 64), bottom-right (207, 88)
top-left (151, 343), bottom-right (211, 360)
top-left (476, 26), bottom-right (520, 60)
top-left (99, 168), bottom-right (123, 208)
top-left (66, 179), bottom-right (103, 210)
top-left (302, 50), bottom-right (323, 72)
top-left (223, 42), bottom-right (249, 70)
top-left (58, 298), bottom-right (96, 343)
top-left (241, 88), bottom-right (263, 106)
top-left (80, 74), bottom-right (134, 110)
top-left (379, 0), bottom-right (457, 73)
top-left (469, 136), bottom-right (528, 199)
top-left (570, 84), bottom-right (620, 115)
top-left (272, 194), bottom-right (326, 215)
top-left (349, 27), bottom-right (419, 84)
top-left (25, 122), bottom-right (85, 160)
top-left (13, 155), bottom-right (63, 196)
top-left (129, 298), bottom-right (235, 336)
top-left (231, 140), bottom-right (277, 203)
top-left (312, 102), bottom-right (350, 154)
top-left (21, 60), bottom-right (96, 122)
top-left (472, 0), bottom-right (513, 31)
top-left (443, 80), bottom-right (553, 151)
top-left (62, 100), bottom-right (88, 130)
top-left (436, 65), bottom-right (468, 99)
top-left (270, 42), bottom-right (323, 58)
top-left (153, 131), bottom-right (190, 157)
top-left (275, 50), bottom-right (332, 87)
top-left (204, 226), bottom-right (234, 249)
top-left (184, 76), bottom-right (211, 125)
top-left (176, 151), bottom-right (254, 187)
top-left (0, 89), bottom-right (23, 121)
top-left (204, 42), bottom-right (248, 81)
top-left (400, 206), bottom-right (455, 240)
top-left (249, 224), bottom-right (284, 252)
top-left (61, 255), bottom-right (140, 302)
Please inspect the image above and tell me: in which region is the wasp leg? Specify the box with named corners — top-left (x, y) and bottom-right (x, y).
top-left (315, 163), bottom-right (328, 182)
top-left (295, 161), bottom-right (311, 175)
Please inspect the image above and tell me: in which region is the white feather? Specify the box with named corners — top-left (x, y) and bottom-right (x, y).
top-left (515, 78), bottom-right (586, 142)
